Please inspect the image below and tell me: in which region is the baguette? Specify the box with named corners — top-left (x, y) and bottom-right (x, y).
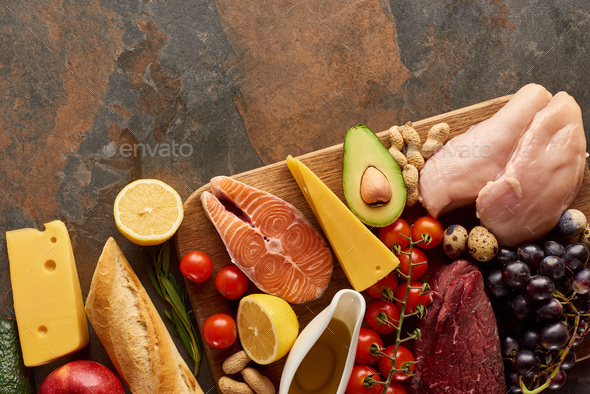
top-left (85, 238), bottom-right (203, 393)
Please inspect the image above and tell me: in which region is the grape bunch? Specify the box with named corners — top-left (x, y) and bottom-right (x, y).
top-left (484, 240), bottom-right (590, 392)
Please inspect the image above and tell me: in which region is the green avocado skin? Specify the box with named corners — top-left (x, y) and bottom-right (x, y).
top-left (343, 124), bottom-right (406, 227)
top-left (0, 318), bottom-right (35, 394)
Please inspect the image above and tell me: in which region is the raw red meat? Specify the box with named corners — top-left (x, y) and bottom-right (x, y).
top-left (412, 260), bottom-right (505, 393)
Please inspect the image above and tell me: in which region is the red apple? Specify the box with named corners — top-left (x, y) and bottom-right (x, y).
top-left (39, 360), bottom-right (125, 394)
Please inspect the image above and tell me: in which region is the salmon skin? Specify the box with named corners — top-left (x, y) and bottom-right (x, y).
top-left (201, 176), bottom-right (333, 304)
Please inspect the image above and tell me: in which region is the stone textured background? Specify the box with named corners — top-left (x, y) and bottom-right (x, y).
top-left (1, 0), bottom-right (589, 392)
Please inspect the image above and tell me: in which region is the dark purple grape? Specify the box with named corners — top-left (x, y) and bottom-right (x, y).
top-left (539, 321), bottom-right (570, 349)
top-left (540, 256), bottom-right (565, 281)
top-left (561, 350), bottom-right (576, 370)
top-left (519, 326), bottom-right (539, 350)
top-left (537, 298), bottom-right (563, 321)
top-left (578, 317), bottom-right (590, 334)
top-left (571, 293), bottom-right (590, 314)
top-left (512, 294), bottom-right (534, 321)
top-left (507, 386), bottom-right (522, 393)
top-left (513, 350), bottom-right (541, 376)
top-left (564, 243), bottom-right (589, 273)
top-left (486, 269), bottom-right (509, 297)
top-left (572, 268), bottom-right (590, 294)
top-left (526, 275), bottom-right (555, 302)
top-left (517, 243), bottom-right (545, 270)
top-left (497, 247), bottom-right (517, 266)
top-left (549, 369), bottom-right (566, 390)
top-left (505, 370), bottom-right (523, 393)
top-left (501, 331), bottom-right (520, 357)
top-left (543, 240), bottom-right (565, 258)
top-left (503, 260), bottom-right (531, 288)
top-left (573, 336), bottom-right (584, 347)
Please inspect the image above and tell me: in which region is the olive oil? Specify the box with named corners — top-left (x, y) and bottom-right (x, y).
top-left (288, 318), bottom-right (352, 394)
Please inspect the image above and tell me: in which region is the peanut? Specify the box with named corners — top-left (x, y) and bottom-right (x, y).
top-left (387, 125), bottom-right (407, 168)
top-left (387, 125), bottom-right (404, 151)
top-left (388, 146), bottom-right (408, 168)
top-left (223, 350), bottom-right (251, 375)
top-left (422, 122), bottom-right (450, 159)
top-left (400, 122), bottom-right (424, 171)
top-left (218, 376), bottom-right (255, 394)
top-left (400, 121), bottom-right (421, 147)
top-left (402, 164), bottom-right (419, 207)
top-left (241, 368), bottom-right (276, 394)
top-left (406, 147), bottom-right (424, 171)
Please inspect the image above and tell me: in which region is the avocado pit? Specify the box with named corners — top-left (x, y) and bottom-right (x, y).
top-left (360, 166), bottom-right (392, 206)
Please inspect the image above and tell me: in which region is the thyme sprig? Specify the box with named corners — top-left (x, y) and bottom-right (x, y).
top-left (147, 242), bottom-right (201, 376)
top-left (364, 230), bottom-right (430, 393)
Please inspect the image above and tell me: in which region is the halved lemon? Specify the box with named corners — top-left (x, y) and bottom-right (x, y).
top-left (113, 179), bottom-right (184, 246)
top-left (237, 294), bottom-right (299, 365)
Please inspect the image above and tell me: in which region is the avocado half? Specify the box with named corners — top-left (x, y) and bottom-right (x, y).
top-left (343, 124), bottom-right (406, 227)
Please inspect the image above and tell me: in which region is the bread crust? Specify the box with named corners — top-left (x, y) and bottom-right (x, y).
top-left (85, 238), bottom-right (203, 393)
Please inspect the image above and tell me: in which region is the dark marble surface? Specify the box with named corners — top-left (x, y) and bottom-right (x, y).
top-left (1, 0), bottom-right (590, 392)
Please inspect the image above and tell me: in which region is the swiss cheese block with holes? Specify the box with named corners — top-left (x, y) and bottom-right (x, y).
top-left (6, 220), bottom-right (89, 366)
top-left (286, 156), bottom-right (400, 291)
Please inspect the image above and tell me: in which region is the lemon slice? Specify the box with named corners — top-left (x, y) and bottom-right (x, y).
top-left (113, 179), bottom-right (184, 246)
top-left (237, 294), bottom-right (299, 365)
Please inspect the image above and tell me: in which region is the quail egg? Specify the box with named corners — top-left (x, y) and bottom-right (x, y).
top-left (555, 209), bottom-right (587, 238)
top-left (442, 224), bottom-right (468, 259)
top-left (468, 226), bottom-right (498, 262)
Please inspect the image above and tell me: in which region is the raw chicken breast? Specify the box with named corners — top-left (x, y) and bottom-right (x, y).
top-left (476, 92), bottom-right (586, 247)
top-left (419, 84), bottom-right (552, 218)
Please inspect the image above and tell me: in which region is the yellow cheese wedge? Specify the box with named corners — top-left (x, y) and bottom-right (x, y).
top-left (6, 220), bottom-right (89, 366)
top-left (286, 155), bottom-right (399, 291)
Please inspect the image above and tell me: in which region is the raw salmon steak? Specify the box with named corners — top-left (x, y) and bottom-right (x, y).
top-left (201, 176), bottom-right (333, 304)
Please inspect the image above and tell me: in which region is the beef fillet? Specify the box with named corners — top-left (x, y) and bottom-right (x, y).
top-left (412, 259), bottom-right (505, 393)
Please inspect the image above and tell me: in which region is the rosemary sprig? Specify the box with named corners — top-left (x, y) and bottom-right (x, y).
top-left (147, 241), bottom-right (201, 376)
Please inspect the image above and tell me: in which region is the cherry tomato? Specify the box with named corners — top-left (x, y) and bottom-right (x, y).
top-left (378, 218), bottom-right (411, 252)
top-left (365, 300), bottom-right (400, 335)
top-left (355, 328), bottom-right (384, 365)
top-left (385, 383), bottom-right (407, 394)
top-left (411, 216), bottom-right (443, 249)
top-left (397, 247), bottom-right (428, 281)
top-left (366, 273), bottom-right (398, 300)
top-left (202, 313), bottom-right (236, 349)
top-left (215, 265), bottom-right (249, 299)
top-left (394, 281), bottom-right (430, 314)
top-left (346, 365), bottom-right (381, 394)
top-left (180, 251), bottom-right (213, 283)
top-left (377, 344), bottom-right (415, 382)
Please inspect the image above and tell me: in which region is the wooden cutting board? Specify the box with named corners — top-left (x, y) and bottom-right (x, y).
top-left (175, 94), bottom-right (590, 391)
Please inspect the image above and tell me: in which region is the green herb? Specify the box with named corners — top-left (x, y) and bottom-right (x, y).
top-left (147, 242), bottom-right (201, 376)
top-left (369, 230), bottom-right (429, 394)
